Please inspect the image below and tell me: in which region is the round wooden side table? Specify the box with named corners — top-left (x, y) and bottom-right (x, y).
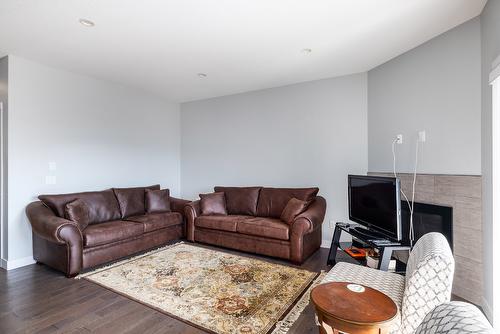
top-left (311, 282), bottom-right (397, 334)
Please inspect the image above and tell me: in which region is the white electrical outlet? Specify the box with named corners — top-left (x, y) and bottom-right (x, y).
top-left (396, 134), bottom-right (403, 144)
top-left (329, 220), bottom-right (336, 229)
top-left (45, 175), bottom-right (56, 185)
top-left (418, 130), bottom-right (426, 142)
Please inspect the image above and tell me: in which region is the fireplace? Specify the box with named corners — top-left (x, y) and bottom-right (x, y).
top-left (367, 172), bottom-right (481, 303)
top-left (401, 201), bottom-right (453, 250)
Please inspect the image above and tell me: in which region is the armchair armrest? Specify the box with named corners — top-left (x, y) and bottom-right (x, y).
top-left (185, 200), bottom-right (201, 241)
top-left (170, 196), bottom-right (191, 215)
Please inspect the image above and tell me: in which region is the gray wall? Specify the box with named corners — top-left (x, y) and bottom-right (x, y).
top-left (368, 18), bottom-right (482, 175)
top-left (481, 0), bottom-right (500, 324)
top-left (6, 55), bottom-right (181, 263)
top-left (181, 73), bottom-right (368, 244)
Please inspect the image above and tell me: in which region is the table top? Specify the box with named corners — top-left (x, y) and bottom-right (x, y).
top-left (310, 282), bottom-right (398, 326)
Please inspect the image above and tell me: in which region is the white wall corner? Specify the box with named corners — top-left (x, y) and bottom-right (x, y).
top-left (482, 296), bottom-right (494, 325)
top-left (3, 256), bottom-right (35, 270)
top-left (321, 239), bottom-right (331, 249)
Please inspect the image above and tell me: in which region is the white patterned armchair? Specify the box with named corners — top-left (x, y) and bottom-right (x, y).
top-left (415, 301), bottom-right (493, 333)
top-left (321, 232), bottom-right (455, 333)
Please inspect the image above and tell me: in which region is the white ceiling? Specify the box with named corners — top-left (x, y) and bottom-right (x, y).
top-left (0, 0), bottom-right (487, 102)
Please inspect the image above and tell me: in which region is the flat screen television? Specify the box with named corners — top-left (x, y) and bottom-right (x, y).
top-left (348, 175), bottom-right (402, 241)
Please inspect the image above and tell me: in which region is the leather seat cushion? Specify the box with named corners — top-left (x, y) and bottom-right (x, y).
top-left (83, 220), bottom-right (144, 248)
top-left (39, 189), bottom-right (122, 224)
top-left (256, 187), bottom-right (319, 218)
top-left (196, 215), bottom-right (253, 232)
top-left (236, 218), bottom-right (290, 240)
top-left (126, 212), bottom-right (182, 233)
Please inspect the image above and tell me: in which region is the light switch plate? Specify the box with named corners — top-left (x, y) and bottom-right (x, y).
top-left (48, 162), bottom-right (57, 171)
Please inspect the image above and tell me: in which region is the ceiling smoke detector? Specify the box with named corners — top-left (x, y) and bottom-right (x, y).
top-left (197, 73), bottom-right (207, 78)
top-left (301, 48), bottom-right (312, 54)
top-left (79, 19), bottom-right (95, 27)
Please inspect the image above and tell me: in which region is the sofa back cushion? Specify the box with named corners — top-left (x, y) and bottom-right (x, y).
top-left (145, 189), bottom-right (170, 214)
top-left (256, 187), bottom-right (319, 218)
top-left (113, 185), bottom-right (160, 218)
top-left (64, 199), bottom-right (91, 230)
top-left (39, 189), bottom-right (122, 224)
top-left (280, 198), bottom-right (309, 224)
top-left (213, 186), bottom-right (262, 215)
top-left (200, 192), bottom-right (227, 216)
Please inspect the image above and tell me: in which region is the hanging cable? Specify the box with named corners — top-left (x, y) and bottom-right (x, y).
top-left (392, 137), bottom-right (418, 248)
top-left (409, 139), bottom-right (420, 247)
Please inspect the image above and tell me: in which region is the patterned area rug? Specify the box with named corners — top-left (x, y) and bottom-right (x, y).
top-left (78, 242), bottom-right (318, 334)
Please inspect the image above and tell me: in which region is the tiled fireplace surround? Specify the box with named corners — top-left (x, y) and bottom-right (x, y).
top-left (368, 172), bottom-right (482, 305)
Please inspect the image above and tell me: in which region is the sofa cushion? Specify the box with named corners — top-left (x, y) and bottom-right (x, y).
top-left (256, 187), bottom-right (319, 218)
top-left (280, 198), bottom-right (309, 224)
top-left (83, 220), bottom-right (144, 248)
top-left (196, 215), bottom-right (253, 233)
top-left (145, 189), bottom-right (170, 213)
top-left (236, 218), bottom-right (290, 240)
top-left (214, 186), bottom-right (262, 215)
top-left (39, 189), bottom-right (122, 224)
top-left (200, 192), bottom-right (227, 216)
top-left (113, 185), bottom-right (160, 218)
top-left (64, 199), bottom-right (91, 230)
top-left (126, 212), bottom-right (182, 233)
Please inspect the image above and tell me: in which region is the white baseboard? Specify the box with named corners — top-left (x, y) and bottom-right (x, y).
top-left (482, 296), bottom-right (494, 325)
top-left (0, 256), bottom-right (35, 270)
top-left (321, 239), bottom-right (331, 248)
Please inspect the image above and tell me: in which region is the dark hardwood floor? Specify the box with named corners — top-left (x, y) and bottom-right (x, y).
top-left (0, 243), bottom-right (346, 334)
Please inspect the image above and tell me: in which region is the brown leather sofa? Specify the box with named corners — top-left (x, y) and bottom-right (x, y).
top-left (185, 186), bottom-right (326, 264)
top-left (26, 185), bottom-right (189, 277)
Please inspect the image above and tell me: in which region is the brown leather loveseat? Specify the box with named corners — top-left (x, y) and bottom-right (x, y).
top-left (185, 186), bottom-right (326, 264)
top-left (26, 185), bottom-right (189, 277)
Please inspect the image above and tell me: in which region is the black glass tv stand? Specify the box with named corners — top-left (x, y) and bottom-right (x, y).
top-left (327, 222), bottom-right (411, 274)
top-left (350, 226), bottom-right (388, 240)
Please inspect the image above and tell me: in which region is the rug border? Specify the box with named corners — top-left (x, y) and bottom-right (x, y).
top-left (77, 241), bottom-right (320, 334)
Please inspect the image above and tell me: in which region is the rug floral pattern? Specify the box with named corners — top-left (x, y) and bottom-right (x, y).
top-left (81, 243), bottom-right (316, 334)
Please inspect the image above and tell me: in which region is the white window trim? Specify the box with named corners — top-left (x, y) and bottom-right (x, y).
top-left (491, 57), bottom-right (500, 330)
top-left (490, 54), bottom-right (500, 84)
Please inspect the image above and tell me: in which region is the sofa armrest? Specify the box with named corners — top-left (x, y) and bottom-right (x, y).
top-left (26, 201), bottom-right (83, 276)
top-left (289, 196), bottom-right (326, 264)
top-left (170, 196), bottom-right (191, 215)
top-left (292, 196), bottom-right (326, 235)
top-left (185, 200), bottom-right (201, 241)
top-left (26, 201), bottom-right (82, 245)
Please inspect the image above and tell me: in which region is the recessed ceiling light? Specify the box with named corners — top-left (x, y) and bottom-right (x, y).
top-left (302, 48), bottom-right (312, 54)
top-left (197, 73), bottom-right (207, 78)
top-left (79, 19), bottom-right (95, 27)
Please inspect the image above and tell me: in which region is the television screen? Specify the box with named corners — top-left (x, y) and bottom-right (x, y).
top-left (348, 175), bottom-right (401, 241)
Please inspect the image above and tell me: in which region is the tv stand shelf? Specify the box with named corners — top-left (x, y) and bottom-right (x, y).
top-left (328, 223), bottom-right (410, 274)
